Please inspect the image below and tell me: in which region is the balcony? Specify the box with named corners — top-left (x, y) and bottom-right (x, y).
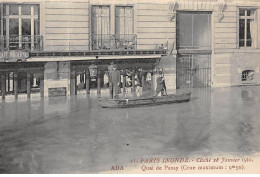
top-left (91, 34), bottom-right (137, 50)
top-left (0, 35), bottom-right (43, 51)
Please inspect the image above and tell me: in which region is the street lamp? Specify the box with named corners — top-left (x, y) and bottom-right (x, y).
top-left (89, 62), bottom-right (97, 78)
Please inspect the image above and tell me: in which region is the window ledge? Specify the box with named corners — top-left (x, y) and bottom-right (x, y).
top-left (233, 48), bottom-right (260, 53)
top-left (242, 82), bottom-right (257, 85)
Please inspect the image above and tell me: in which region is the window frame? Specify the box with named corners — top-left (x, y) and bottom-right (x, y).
top-left (176, 11), bottom-right (212, 50)
top-left (115, 5), bottom-right (134, 36)
top-left (90, 5), bottom-right (111, 50)
top-left (90, 4), bottom-right (136, 50)
top-left (1, 3), bottom-right (39, 50)
top-left (238, 7), bottom-right (257, 49)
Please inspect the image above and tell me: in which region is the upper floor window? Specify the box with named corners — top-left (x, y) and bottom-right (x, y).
top-left (0, 4), bottom-right (41, 51)
top-left (177, 12), bottom-right (211, 50)
top-left (91, 5), bottom-right (110, 50)
top-left (239, 8), bottom-right (257, 48)
top-left (115, 6), bottom-right (133, 36)
top-left (91, 5), bottom-right (136, 50)
top-left (115, 6), bottom-right (135, 49)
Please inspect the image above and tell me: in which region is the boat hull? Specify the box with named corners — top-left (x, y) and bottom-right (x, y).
top-left (99, 92), bottom-right (191, 108)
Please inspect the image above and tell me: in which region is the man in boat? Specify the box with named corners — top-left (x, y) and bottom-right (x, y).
top-left (109, 64), bottom-right (121, 99)
top-left (108, 62), bottom-right (114, 73)
top-left (154, 71), bottom-right (167, 97)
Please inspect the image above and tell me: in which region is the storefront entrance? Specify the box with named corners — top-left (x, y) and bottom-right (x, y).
top-left (71, 58), bottom-right (160, 97)
top-left (0, 62), bottom-right (44, 99)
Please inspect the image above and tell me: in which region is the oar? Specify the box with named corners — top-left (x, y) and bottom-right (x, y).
top-left (161, 66), bottom-right (168, 95)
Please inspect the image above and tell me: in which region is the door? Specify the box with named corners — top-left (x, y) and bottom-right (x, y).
top-left (176, 12), bottom-right (211, 88)
top-left (176, 54), bottom-right (211, 88)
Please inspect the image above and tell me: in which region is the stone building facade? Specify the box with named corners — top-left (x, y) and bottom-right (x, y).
top-left (0, 0), bottom-right (260, 98)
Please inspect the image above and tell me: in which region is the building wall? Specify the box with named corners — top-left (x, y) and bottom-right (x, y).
top-left (39, 0), bottom-right (260, 88)
top-left (44, 61), bottom-right (71, 97)
top-left (2, 0), bottom-right (260, 91)
top-left (136, 2), bottom-right (175, 50)
top-left (42, 0), bottom-right (90, 51)
top-left (212, 0), bottom-right (260, 87)
top-left (212, 3), bottom-right (236, 87)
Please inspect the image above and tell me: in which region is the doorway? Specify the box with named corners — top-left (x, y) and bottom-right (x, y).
top-left (176, 11), bottom-right (211, 88)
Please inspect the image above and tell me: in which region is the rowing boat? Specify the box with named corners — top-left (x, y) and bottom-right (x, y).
top-left (98, 91), bottom-right (191, 108)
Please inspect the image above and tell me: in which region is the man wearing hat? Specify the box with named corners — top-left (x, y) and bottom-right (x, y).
top-left (155, 71), bottom-right (167, 96)
top-left (109, 64), bottom-right (121, 99)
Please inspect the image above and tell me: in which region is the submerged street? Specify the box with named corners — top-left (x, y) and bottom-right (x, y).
top-left (0, 86), bottom-right (260, 173)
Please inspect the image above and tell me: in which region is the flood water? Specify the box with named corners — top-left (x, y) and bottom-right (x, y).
top-left (0, 86), bottom-right (260, 173)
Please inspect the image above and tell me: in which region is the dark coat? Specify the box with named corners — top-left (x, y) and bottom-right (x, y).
top-left (110, 70), bottom-right (121, 86)
top-left (156, 76), bottom-right (165, 92)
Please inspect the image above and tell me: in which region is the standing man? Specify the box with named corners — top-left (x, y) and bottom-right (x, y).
top-left (109, 64), bottom-right (121, 99)
top-left (154, 71), bottom-right (167, 97)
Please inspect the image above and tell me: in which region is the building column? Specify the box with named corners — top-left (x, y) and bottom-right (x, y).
top-left (10, 72), bottom-right (13, 92)
top-left (1, 73), bottom-right (6, 100)
top-left (131, 68), bottom-right (135, 92)
top-left (13, 73), bottom-right (15, 93)
top-left (70, 66), bottom-right (76, 95)
top-left (14, 72), bottom-right (18, 99)
top-left (27, 72), bottom-right (31, 98)
top-left (109, 73), bottom-right (113, 98)
top-left (151, 67), bottom-right (156, 92)
top-left (7, 73), bottom-right (10, 92)
top-left (123, 69), bottom-right (126, 92)
top-left (141, 69), bottom-right (145, 92)
top-left (97, 70), bottom-right (101, 94)
top-left (40, 73), bottom-right (44, 97)
top-left (75, 72), bottom-right (77, 95)
top-left (85, 69), bottom-right (90, 94)
top-left (33, 74), bottom-right (37, 87)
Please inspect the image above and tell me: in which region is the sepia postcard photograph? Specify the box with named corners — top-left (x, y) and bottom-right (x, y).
top-left (0, 0), bottom-right (260, 174)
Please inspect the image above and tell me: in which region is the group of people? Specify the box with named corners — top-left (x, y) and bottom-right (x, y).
top-left (107, 62), bottom-right (167, 99)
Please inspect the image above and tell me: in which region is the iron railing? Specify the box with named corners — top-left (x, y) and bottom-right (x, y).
top-left (0, 35), bottom-right (43, 51)
top-left (91, 34), bottom-right (137, 50)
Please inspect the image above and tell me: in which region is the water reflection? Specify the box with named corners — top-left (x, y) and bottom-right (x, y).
top-left (0, 86), bottom-right (260, 173)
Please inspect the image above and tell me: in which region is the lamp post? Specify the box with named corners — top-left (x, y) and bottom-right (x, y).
top-left (88, 62), bottom-right (98, 90)
top-left (89, 63), bottom-right (97, 78)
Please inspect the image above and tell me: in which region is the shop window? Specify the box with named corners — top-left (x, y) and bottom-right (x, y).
top-left (177, 12), bottom-right (211, 49)
top-left (242, 70), bottom-right (255, 81)
top-left (239, 8), bottom-right (257, 48)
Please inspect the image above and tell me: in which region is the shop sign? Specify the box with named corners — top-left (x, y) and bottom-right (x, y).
top-left (0, 50), bottom-right (29, 61)
top-left (48, 87), bottom-right (67, 97)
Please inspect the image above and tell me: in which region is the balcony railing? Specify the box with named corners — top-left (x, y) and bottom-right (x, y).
top-left (0, 35), bottom-right (43, 51)
top-left (91, 34), bottom-right (137, 50)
